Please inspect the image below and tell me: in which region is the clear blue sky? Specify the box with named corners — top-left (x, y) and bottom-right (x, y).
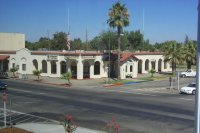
top-left (0, 0), bottom-right (198, 44)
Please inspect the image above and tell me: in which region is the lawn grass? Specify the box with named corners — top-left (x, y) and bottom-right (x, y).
top-left (0, 127), bottom-right (32, 133)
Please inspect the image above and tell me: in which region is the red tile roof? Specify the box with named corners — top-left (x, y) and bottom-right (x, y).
top-left (31, 51), bottom-right (102, 56)
top-left (0, 51), bottom-right (16, 54)
top-left (120, 52), bottom-right (139, 62)
top-left (0, 55), bottom-right (9, 60)
top-left (132, 51), bottom-right (163, 55)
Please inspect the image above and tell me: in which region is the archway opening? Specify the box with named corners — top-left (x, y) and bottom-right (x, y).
top-left (71, 61), bottom-right (77, 79)
top-left (33, 59), bottom-right (38, 70)
top-left (145, 59), bottom-right (149, 71)
top-left (61, 61), bottom-right (67, 74)
top-left (138, 60), bottom-right (142, 74)
top-left (94, 61), bottom-right (100, 75)
top-left (42, 60), bottom-right (47, 73)
top-left (83, 61), bottom-right (90, 78)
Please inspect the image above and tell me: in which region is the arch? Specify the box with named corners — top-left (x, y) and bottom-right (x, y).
top-left (138, 60), bottom-right (142, 74)
top-left (11, 58), bottom-right (16, 61)
top-left (42, 60), bottom-right (47, 73)
top-left (51, 61), bottom-right (57, 74)
top-left (60, 61), bottom-right (67, 74)
top-left (33, 59), bottom-right (38, 70)
top-left (83, 61), bottom-right (90, 78)
top-left (21, 57), bottom-right (27, 62)
top-left (70, 61), bottom-right (77, 78)
top-left (164, 60), bottom-right (167, 69)
top-left (94, 61), bottom-right (100, 75)
top-left (145, 59), bottom-right (149, 71)
top-left (151, 61), bottom-right (156, 70)
top-left (158, 59), bottom-right (162, 72)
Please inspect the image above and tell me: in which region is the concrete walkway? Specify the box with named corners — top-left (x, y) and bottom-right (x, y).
top-left (15, 123), bottom-right (106, 133)
top-left (16, 74), bottom-right (108, 88)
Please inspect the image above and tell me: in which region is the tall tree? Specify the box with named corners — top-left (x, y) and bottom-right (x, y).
top-left (183, 40), bottom-right (196, 69)
top-left (51, 32), bottom-right (67, 50)
top-left (127, 30), bottom-right (143, 50)
top-left (107, 1), bottom-right (129, 79)
top-left (70, 38), bottom-right (82, 50)
top-left (163, 41), bottom-right (183, 74)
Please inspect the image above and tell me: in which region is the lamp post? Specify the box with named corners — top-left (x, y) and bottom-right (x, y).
top-left (117, 33), bottom-right (124, 80)
top-left (195, 0), bottom-right (200, 132)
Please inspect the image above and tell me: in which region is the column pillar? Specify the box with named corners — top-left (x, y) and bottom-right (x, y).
top-left (141, 60), bottom-right (145, 73)
top-left (155, 60), bottom-right (158, 72)
top-left (38, 60), bottom-right (42, 71)
top-left (149, 61), bottom-right (151, 71)
top-left (77, 55), bottom-right (83, 79)
top-left (90, 63), bottom-right (94, 79)
top-left (56, 61), bottom-right (61, 77)
top-left (161, 60), bottom-right (164, 72)
top-left (132, 61), bottom-right (138, 78)
top-left (47, 61), bottom-right (51, 76)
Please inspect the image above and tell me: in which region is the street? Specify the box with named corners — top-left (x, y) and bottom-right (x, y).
top-left (0, 78), bottom-right (196, 133)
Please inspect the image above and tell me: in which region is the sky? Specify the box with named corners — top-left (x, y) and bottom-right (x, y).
top-left (0, 0), bottom-right (198, 44)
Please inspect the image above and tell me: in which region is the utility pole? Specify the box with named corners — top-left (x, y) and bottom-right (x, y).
top-left (47, 30), bottom-right (50, 51)
top-left (109, 32), bottom-right (111, 84)
top-left (195, 0), bottom-right (200, 133)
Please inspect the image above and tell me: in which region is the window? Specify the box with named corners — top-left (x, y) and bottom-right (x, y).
top-left (12, 63), bottom-right (15, 68)
top-left (164, 61), bottom-right (167, 69)
top-left (125, 66), bottom-right (127, 72)
top-left (130, 65), bottom-right (132, 72)
top-left (22, 64), bottom-right (26, 71)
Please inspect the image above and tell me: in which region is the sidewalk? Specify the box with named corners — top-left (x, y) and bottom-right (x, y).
top-left (17, 74), bottom-right (107, 88)
top-left (15, 123), bottom-right (106, 133)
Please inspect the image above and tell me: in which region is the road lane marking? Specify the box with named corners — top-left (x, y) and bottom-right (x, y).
top-left (17, 116), bottom-right (34, 124)
top-left (39, 92), bottom-right (46, 95)
top-left (177, 98), bottom-right (193, 101)
top-left (10, 88), bottom-right (32, 93)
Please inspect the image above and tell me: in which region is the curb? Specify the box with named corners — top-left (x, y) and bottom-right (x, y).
top-left (103, 83), bottom-right (123, 87)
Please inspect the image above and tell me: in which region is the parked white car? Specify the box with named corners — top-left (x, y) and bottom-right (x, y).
top-left (180, 69), bottom-right (196, 78)
top-left (180, 83), bottom-right (196, 94)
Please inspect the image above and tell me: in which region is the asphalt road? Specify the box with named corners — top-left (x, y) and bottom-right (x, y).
top-left (0, 78), bottom-right (196, 133)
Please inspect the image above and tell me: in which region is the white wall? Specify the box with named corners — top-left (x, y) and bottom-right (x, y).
top-left (8, 49), bottom-right (171, 79)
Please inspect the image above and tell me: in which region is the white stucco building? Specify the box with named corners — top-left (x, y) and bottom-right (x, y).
top-left (0, 48), bottom-right (171, 79)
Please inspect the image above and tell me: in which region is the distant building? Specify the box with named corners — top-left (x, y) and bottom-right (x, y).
top-left (0, 33), bottom-right (25, 51)
top-left (0, 33), bottom-right (25, 72)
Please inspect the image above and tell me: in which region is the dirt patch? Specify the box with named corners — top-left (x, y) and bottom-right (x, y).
top-left (0, 127), bottom-right (32, 133)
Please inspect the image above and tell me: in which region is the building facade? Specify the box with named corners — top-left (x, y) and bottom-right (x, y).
top-left (0, 48), bottom-right (171, 79)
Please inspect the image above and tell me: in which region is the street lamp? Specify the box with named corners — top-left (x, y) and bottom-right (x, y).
top-left (117, 33), bottom-right (124, 80)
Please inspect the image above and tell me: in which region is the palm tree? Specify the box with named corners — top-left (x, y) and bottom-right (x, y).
top-left (183, 40), bottom-right (196, 70)
top-left (107, 1), bottom-right (129, 79)
top-left (163, 41), bottom-right (184, 74)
